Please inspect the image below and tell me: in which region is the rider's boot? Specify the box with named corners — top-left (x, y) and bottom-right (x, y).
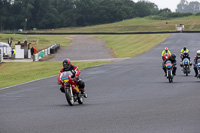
top-left (173, 67), bottom-right (177, 76)
top-left (163, 68), bottom-right (167, 76)
top-left (194, 68), bottom-right (198, 77)
top-left (80, 89), bottom-right (88, 98)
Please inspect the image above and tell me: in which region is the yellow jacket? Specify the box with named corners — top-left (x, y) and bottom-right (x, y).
top-left (180, 49), bottom-right (189, 54)
top-left (162, 50), bottom-right (171, 56)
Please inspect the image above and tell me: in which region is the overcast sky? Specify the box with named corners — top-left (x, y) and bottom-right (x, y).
top-left (132, 0), bottom-right (200, 12)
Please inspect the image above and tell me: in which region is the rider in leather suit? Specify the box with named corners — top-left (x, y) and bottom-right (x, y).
top-left (163, 53), bottom-right (177, 76)
top-left (193, 50), bottom-right (200, 77)
top-left (57, 58), bottom-right (87, 98)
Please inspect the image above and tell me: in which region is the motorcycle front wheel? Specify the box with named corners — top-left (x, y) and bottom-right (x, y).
top-left (169, 77), bottom-right (173, 83)
top-left (65, 87), bottom-right (74, 106)
top-left (167, 71), bottom-right (173, 83)
top-left (186, 70), bottom-right (188, 76)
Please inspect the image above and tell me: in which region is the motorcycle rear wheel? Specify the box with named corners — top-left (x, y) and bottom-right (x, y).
top-left (186, 70), bottom-right (188, 76)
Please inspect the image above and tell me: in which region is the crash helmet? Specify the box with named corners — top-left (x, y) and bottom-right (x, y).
top-left (63, 58), bottom-right (71, 69)
top-left (197, 50), bottom-right (200, 56)
top-left (165, 47), bottom-right (168, 52)
top-left (171, 53), bottom-right (176, 59)
top-left (183, 47), bottom-right (187, 51)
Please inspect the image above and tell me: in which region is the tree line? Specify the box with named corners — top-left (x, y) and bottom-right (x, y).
top-left (0, 0), bottom-right (160, 31)
top-left (176, 0), bottom-right (200, 14)
top-left (0, 0), bottom-right (200, 31)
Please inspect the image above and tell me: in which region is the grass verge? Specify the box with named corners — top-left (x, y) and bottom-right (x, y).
top-left (0, 61), bottom-right (109, 89)
top-left (0, 34), bottom-right (72, 50)
top-left (33, 15), bottom-right (200, 33)
top-left (95, 34), bottom-right (170, 58)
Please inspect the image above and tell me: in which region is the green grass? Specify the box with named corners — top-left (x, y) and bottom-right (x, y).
top-left (0, 61), bottom-right (109, 88)
top-left (0, 17), bottom-right (174, 88)
top-left (0, 34), bottom-right (72, 50)
top-left (33, 15), bottom-right (200, 33)
top-left (95, 34), bottom-right (170, 58)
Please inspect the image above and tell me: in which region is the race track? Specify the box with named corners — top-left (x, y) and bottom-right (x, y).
top-left (1, 33), bottom-right (200, 133)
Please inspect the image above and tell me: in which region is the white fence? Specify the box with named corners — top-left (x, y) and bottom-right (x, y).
top-left (0, 53), bottom-right (3, 63)
top-left (33, 47), bottom-right (51, 62)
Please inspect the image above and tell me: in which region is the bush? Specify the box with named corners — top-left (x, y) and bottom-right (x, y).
top-left (150, 12), bottom-right (193, 20)
top-left (195, 13), bottom-right (200, 16)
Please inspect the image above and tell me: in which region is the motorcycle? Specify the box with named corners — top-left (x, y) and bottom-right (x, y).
top-left (181, 58), bottom-right (192, 76)
top-left (162, 53), bottom-right (170, 61)
top-left (197, 60), bottom-right (200, 78)
top-left (61, 71), bottom-right (84, 106)
top-left (165, 60), bottom-right (174, 83)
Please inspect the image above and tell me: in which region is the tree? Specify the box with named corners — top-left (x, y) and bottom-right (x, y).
top-left (134, 1), bottom-right (157, 17)
top-left (176, 0), bottom-right (200, 13)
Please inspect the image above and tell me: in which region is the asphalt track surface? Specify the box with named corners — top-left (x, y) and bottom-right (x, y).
top-left (1, 33), bottom-right (200, 133)
top-left (51, 35), bottom-right (113, 61)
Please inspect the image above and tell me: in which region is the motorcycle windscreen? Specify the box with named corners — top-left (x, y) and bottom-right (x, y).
top-left (61, 71), bottom-right (73, 82)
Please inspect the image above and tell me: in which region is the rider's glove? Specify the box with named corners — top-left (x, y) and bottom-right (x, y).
top-left (73, 76), bottom-right (79, 82)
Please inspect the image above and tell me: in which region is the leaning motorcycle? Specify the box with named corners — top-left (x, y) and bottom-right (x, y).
top-left (165, 60), bottom-right (174, 83)
top-left (61, 71), bottom-right (84, 106)
top-left (181, 58), bottom-right (192, 76)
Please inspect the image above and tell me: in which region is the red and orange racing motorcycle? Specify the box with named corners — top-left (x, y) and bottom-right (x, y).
top-left (61, 71), bottom-right (84, 106)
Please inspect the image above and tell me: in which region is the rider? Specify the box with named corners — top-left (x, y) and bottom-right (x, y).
top-left (162, 47), bottom-right (171, 60)
top-left (180, 46), bottom-right (189, 54)
top-left (163, 53), bottom-right (177, 76)
top-left (57, 58), bottom-right (87, 98)
top-left (180, 51), bottom-right (192, 68)
top-left (193, 50), bottom-right (200, 77)
top-left (180, 46), bottom-right (190, 61)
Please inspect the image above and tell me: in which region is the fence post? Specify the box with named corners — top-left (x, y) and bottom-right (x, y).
top-left (34, 53), bottom-right (39, 62)
top-left (0, 53), bottom-right (3, 63)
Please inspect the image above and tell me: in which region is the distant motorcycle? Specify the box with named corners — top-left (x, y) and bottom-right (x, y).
top-left (165, 60), bottom-right (174, 83)
top-left (162, 53), bottom-right (170, 61)
top-left (61, 71), bottom-right (84, 106)
top-left (181, 58), bottom-right (192, 76)
top-left (196, 60), bottom-right (200, 78)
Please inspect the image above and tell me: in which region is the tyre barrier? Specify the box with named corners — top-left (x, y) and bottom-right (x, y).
top-left (33, 44), bottom-right (60, 62)
top-left (50, 44), bottom-right (60, 54)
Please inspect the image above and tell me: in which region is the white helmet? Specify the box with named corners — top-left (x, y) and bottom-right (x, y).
top-left (197, 50), bottom-right (200, 55)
